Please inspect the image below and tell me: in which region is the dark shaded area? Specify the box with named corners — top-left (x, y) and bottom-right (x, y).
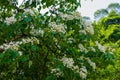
top-left (105, 17), bottom-right (120, 26)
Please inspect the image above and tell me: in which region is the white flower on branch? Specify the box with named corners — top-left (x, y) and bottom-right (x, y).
top-left (79, 66), bottom-right (87, 79)
top-left (68, 37), bottom-right (74, 43)
top-left (60, 56), bottom-right (74, 68)
top-left (71, 11), bottom-right (81, 19)
top-left (18, 51), bottom-right (23, 56)
top-left (95, 41), bottom-right (106, 53)
top-left (83, 20), bottom-right (94, 35)
top-left (89, 47), bottom-right (96, 52)
top-left (66, 15), bottom-right (74, 20)
top-left (58, 11), bottom-right (81, 20)
top-left (58, 12), bottom-right (68, 20)
top-left (30, 28), bottom-right (44, 37)
top-left (78, 44), bottom-right (88, 53)
top-left (49, 22), bottom-right (66, 33)
top-left (51, 68), bottom-right (63, 77)
top-left (85, 25), bottom-right (94, 35)
top-left (73, 65), bottom-right (79, 72)
top-left (5, 15), bottom-right (16, 25)
top-left (24, 8), bottom-right (35, 16)
top-left (79, 30), bottom-right (87, 35)
top-left (86, 58), bottom-right (96, 70)
top-left (0, 37), bottom-right (39, 51)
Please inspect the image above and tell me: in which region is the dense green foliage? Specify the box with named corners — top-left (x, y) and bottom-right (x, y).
top-left (0, 0), bottom-right (117, 80)
top-left (94, 6), bottom-right (120, 79)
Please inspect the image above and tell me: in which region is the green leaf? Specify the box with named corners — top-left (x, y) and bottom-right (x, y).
top-left (65, 30), bottom-right (74, 37)
top-left (21, 55), bottom-right (29, 62)
top-left (29, 60), bottom-right (32, 68)
top-left (31, 45), bottom-right (39, 51)
top-left (45, 75), bottom-right (56, 80)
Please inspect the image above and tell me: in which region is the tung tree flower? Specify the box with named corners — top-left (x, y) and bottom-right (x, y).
top-left (89, 47), bottom-right (96, 52)
top-left (0, 37), bottom-right (39, 51)
top-left (58, 11), bottom-right (81, 20)
top-left (24, 8), bottom-right (35, 16)
top-left (83, 20), bottom-right (94, 35)
top-left (78, 44), bottom-right (88, 53)
top-left (85, 25), bottom-right (94, 35)
top-left (49, 22), bottom-right (66, 33)
top-left (79, 30), bottom-right (87, 35)
top-left (95, 41), bottom-right (106, 53)
top-left (51, 68), bottom-right (64, 77)
top-left (5, 15), bottom-right (16, 25)
top-left (79, 66), bottom-right (87, 79)
top-left (60, 56), bottom-right (74, 68)
top-left (71, 11), bottom-right (81, 19)
top-left (18, 51), bottom-right (23, 56)
top-left (30, 28), bottom-right (44, 37)
top-left (86, 58), bottom-right (96, 70)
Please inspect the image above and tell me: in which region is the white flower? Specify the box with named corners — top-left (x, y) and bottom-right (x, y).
top-left (53, 37), bottom-right (58, 42)
top-left (86, 58), bottom-right (96, 70)
top-left (89, 47), bottom-right (96, 52)
top-left (83, 20), bottom-right (94, 35)
top-left (58, 11), bottom-right (81, 20)
top-left (58, 12), bottom-right (68, 20)
top-left (85, 25), bottom-right (94, 35)
top-left (79, 30), bottom-right (87, 35)
top-left (24, 8), bottom-right (34, 16)
top-left (29, 0), bottom-right (32, 5)
top-left (18, 51), bottom-right (23, 56)
top-left (95, 41), bottom-right (106, 53)
top-left (0, 37), bottom-right (39, 51)
top-left (0, 46), bottom-right (4, 49)
top-left (79, 66), bottom-right (87, 79)
top-left (30, 28), bottom-right (44, 37)
top-left (5, 15), bottom-right (16, 25)
top-left (60, 56), bottom-right (74, 68)
top-left (49, 22), bottom-right (66, 33)
top-left (49, 22), bottom-right (56, 27)
top-left (68, 37), bottom-right (74, 43)
top-left (66, 15), bottom-right (74, 20)
top-left (10, 44), bottom-right (19, 51)
top-left (31, 37), bottom-right (40, 44)
top-left (83, 20), bottom-right (92, 28)
top-left (73, 65), bottom-right (79, 72)
top-left (51, 68), bottom-right (63, 77)
top-left (78, 44), bottom-right (88, 53)
top-left (71, 11), bottom-right (81, 19)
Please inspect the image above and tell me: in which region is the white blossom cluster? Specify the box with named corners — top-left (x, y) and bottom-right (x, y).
top-left (67, 37), bottom-right (74, 43)
top-left (83, 20), bottom-right (94, 35)
top-left (60, 56), bottom-right (74, 68)
top-left (78, 44), bottom-right (88, 53)
top-left (49, 22), bottom-right (66, 33)
top-left (71, 11), bottom-right (81, 20)
top-left (89, 47), bottom-right (96, 52)
top-left (86, 58), bottom-right (96, 70)
top-left (58, 11), bottom-right (81, 20)
top-left (24, 8), bottom-right (35, 16)
top-left (51, 68), bottom-right (64, 77)
top-left (5, 15), bottom-right (17, 25)
top-left (0, 37), bottom-right (39, 51)
top-left (53, 37), bottom-right (58, 42)
top-left (79, 66), bottom-right (88, 79)
top-left (107, 46), bottom-right (115, 53)
top-left (79, 30), bottom-right (87, 35)
top-left (60, 55), bottom-right (88, 79)
top-left (18, 51), bottom-right (23, 56)
top-left (95, 41), bottom-right (106, 53)
top-left (30, 28), bottom-right (44, 37)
